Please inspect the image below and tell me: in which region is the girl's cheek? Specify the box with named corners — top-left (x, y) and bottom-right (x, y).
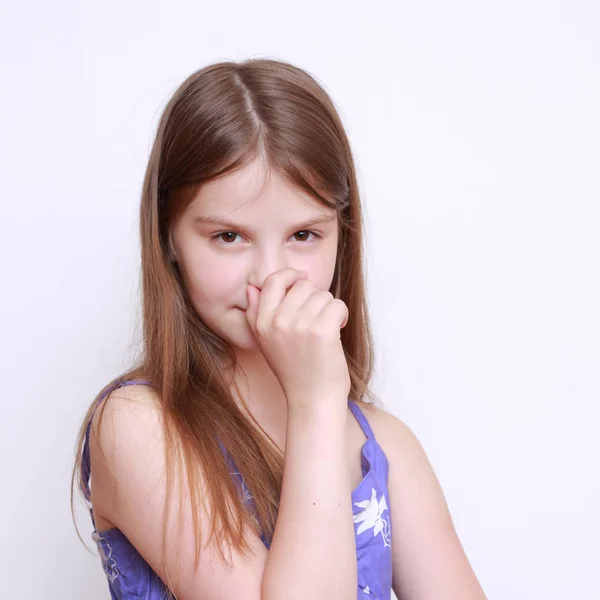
top-left (301, 256), bottom-right (336, 290)
top-left (193, 259), bottom-right (245, 297)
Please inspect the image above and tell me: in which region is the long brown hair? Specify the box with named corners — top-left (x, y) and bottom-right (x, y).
top-left (71, 57), bottom-right (381, 589)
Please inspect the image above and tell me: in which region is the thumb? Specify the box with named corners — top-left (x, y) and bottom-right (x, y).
top-left (245, 284), bottom-right (260, 335)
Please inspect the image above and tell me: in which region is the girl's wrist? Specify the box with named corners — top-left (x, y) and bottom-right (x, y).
top-left (286, 393), bottom-right (348, 421)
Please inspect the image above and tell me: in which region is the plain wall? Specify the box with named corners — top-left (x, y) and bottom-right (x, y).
top-left (0, 0), bottom-right (598, 598)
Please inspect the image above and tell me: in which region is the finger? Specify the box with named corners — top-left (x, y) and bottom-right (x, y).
top-left (245, 284), bottom-right (261, 335)
top-left (256, 268), bottom-right (308, 326)
top-left (315, 298), bottom-right (349, 332)
top-left (291, 290), bottom-right (334, 322)
top-left (275, 279), bottom-right (318, 317)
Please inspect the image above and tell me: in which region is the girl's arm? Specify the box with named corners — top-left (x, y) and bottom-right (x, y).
top-left (90, 383), bottom-right (267, 599)
top-left (369, 407), bottom-right (488, 600)
top-left (90, 383), bottom-right (356, 600)
top-left (261, 396), bottom-right (356, 600)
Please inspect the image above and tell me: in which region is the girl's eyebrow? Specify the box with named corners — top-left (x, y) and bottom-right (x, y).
top-left (193, 212), bottom-right (337, 231)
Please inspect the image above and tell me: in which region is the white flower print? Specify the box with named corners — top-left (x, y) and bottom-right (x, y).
top-left (353, 487), bottom-right (391, 548)
top-left (92, 532), bottom-right (120, 583)
top-left (359, 583), bottom-right (379, 598)
top-left (231, 471), bottom-right (254, 505)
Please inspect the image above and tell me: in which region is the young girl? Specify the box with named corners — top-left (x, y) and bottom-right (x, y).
top-left (72, 58), bottom-right (487, 600)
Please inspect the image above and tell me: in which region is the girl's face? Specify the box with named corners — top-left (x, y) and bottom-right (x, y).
top-left (169, 158), bottom-right (339, 352)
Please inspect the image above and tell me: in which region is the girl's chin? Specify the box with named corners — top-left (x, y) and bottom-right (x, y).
top-left (223, 319), bottom-right (258, 349)
top-left (231, 338), bottom-right (260, 354)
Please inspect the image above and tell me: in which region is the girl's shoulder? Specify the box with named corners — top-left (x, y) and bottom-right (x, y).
top-left (87, 380), bottom-right (165, 510)
top-left (350, 399), bottom-right (395, 434)
top-left (90, 379), bottom-right (163, 438)
top-left (353, 400), bottom-right (419, 462)
top-left (89, 380), bottom-right (161, 436)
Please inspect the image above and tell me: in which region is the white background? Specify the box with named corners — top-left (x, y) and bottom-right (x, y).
top-left (1, 1), bottom-right (598, 598)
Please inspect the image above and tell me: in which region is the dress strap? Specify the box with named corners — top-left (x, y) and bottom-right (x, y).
top-left (348, 399), bottom-right (375, 441)
top-left (81, 379), bottom-right (153, 503)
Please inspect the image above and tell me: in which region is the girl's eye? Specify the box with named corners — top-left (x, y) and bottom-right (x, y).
top-left (293, 230), bottom-right (320, 242)
top-left (214, 232), bottom-right (242, 245)
top-left (212, 230), bottom-right (321, 246)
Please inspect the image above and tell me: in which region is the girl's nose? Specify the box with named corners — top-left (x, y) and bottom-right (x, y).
top-left (247, 249), bottom-right (288, 290)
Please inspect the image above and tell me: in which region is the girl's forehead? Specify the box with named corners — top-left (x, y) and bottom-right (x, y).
top-left (188, 162), bottom-right (332, 220)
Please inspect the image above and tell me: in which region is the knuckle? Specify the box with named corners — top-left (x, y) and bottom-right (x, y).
top-left (263, 272), bottom-right (278, 288)
top-left (271, 315), bottom-right (289, 332)
top-left (293, 320), bottom-right (310, 335)
top-left (333, 298), bottom-right (347, 311)
top-left (307, 324), bottom-right (330, 340)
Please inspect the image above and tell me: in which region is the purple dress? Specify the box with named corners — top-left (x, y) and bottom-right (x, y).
top-left (81, 379), bottom-right (393, 599)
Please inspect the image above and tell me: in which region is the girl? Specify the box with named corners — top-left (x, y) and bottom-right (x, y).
top-left (72, 58), bottom-right (487, 600)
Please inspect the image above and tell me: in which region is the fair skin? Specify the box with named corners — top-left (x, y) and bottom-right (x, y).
top-left (90, 156), bottom-right (487, 598)
top-left (169, 156), bottom-right (342, 444)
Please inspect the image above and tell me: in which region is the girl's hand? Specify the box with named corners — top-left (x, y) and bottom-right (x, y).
top-left (244, 268), bottom-right (351, 410)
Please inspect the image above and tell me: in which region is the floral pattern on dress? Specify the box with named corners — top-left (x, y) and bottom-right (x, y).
top-left (353, 487), bottom-right (391, 548)
top-left (231, 470), bottom-right (254, 505)
top-left (360, 584), bottom-right (376, 597)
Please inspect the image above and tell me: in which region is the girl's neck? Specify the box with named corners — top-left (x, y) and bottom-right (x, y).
top-left (228, 349), bottom-right (288, 419)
